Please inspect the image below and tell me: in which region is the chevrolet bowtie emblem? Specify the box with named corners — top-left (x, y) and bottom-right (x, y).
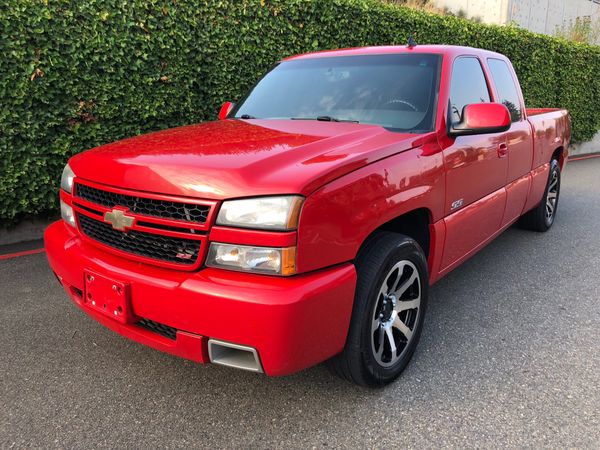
top-left (103, 208), bottom-right (135, 231)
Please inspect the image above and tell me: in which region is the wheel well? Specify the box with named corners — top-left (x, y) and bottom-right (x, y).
top-left (376, 208), bottom-right (431, 258)
top-left (552, 147), bottom-right (565, 168)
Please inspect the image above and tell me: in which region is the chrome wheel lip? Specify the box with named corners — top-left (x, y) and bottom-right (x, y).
top-left (545, 168), bottom-right (560, 223)
top-left (371, 260), bottom-right (421, 368)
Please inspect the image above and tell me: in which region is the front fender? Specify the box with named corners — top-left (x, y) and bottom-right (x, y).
top-left (296, 147), bottom-right (445, 273)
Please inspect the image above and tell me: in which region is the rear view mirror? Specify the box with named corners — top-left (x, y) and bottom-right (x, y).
top-left (449, 103), bottom-right (511, 137)
top-left (218, 101), bottom-right (235, 120)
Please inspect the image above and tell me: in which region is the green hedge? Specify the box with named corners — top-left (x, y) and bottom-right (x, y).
top-left (2, 0), bottom-right (599, 223)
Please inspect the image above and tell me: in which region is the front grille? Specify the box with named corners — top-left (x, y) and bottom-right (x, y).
top-left (78, 214), bottom-right (200, 265)
top-left (75, 183), bottom-right (210, 223)
top-left (137, 318), bottom-right (177, 340)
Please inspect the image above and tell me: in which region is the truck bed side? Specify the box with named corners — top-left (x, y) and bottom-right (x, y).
top-left (526, 108), bottom-right (571, 169)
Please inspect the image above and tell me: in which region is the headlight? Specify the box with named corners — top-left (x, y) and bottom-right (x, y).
top-left (61, 163), bottom-right (75, 193)
top-left (206, 243), bottom-right (296, 276)
top-left (60, 200), bottom-right (76, 227)
top-left (216, 196), bottom-right (303, 231)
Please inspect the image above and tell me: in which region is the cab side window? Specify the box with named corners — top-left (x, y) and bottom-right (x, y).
top-left (449, 57), bottom-right (491, 125)
top-left (487, 58), bottom-right (523, 122)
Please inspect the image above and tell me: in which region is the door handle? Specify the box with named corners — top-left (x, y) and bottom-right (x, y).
top-left (498, 143), bottom-right (508, 158)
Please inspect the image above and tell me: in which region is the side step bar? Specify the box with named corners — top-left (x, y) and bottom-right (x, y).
top-left (207, 339), bottom-right (264, 373)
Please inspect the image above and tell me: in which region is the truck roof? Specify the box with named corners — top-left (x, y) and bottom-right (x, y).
top-left (283, 44), bottom-right (507, 61)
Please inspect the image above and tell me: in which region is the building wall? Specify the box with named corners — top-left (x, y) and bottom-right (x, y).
top-left (432, 0), bottom-right (600, 40)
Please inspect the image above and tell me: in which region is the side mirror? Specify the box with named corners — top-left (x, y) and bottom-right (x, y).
top-left (218, 101), bottom-right (235, 121)
top-left (449, 103), bottom-right (511, 137)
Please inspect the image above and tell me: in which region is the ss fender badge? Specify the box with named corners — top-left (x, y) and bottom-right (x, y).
top-left (451, 199), bottom-right (464, 211)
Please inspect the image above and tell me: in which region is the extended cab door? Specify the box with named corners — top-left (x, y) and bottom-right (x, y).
top-left (486, 58), bottom-right (534, 227)
top-left (440, 56), bottom-right (508, 271)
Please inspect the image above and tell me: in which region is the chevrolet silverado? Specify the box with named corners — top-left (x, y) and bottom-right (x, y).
top-left (45, 45), bottom-right (571, 386)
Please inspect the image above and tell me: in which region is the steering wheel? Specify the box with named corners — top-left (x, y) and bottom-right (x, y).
top-left (383, 99), bottom-right (418, 112)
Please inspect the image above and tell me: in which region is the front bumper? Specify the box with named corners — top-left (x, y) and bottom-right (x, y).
top-left (44, 221), bottom-right (356, 376)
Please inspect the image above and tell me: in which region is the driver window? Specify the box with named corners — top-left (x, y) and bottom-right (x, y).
top-left (449, 57), bottom-right (491, 124)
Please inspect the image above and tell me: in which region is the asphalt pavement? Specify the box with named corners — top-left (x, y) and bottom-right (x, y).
top-left (1, 158), bottom-right (599, 448)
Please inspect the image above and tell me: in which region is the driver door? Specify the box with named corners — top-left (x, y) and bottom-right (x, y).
top-left (440, 56), bottom-right (509, 271)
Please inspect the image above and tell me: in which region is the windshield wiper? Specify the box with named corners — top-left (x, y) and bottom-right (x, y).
top-left (291, 116), bottom-right (359, 123)
top-left (237, 114), bottom-right (258, 119)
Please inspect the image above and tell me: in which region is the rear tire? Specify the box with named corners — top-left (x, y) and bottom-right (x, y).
top-left (518, 159), bottom-right (561, 232)
top-left (327, 232), bottom-right (429, 387)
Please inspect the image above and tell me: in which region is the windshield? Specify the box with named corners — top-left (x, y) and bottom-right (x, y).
top-left (232, 54), bottom-right (442, 132)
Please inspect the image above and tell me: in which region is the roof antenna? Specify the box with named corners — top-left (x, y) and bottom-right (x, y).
top-left (407, 35), bottom-right (417, 48)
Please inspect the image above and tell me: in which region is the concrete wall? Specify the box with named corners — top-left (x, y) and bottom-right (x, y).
top-left (433, 0), bottom-right (510, 25)
top-left (432, 0), bottom-right (600, 40)
top-left (508, 0), bottom-right (600, 36)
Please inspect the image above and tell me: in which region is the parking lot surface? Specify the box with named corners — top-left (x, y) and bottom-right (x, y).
top-left (1, 158), bottom-right (599, 448)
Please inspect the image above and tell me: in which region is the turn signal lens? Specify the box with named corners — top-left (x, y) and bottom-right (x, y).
top-left (60, 200), bottom-right (76, 228)
top-left (206, 243), bottom-right (296, 276)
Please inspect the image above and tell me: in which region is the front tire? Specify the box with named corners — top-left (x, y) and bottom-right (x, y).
top-left (327, 232), bottom-right (429, 387)
top-left (518, 159), bottom-right (561, 232)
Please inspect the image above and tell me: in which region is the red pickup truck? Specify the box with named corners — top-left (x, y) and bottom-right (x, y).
top-left (45, 45), bottom-right (570, 386)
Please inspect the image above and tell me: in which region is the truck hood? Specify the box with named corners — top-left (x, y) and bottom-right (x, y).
top-left (70, 119), bottom-right (425, 200)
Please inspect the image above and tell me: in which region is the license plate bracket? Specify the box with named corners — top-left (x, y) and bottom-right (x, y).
top-left (83, 270), bottom-right (136, 324)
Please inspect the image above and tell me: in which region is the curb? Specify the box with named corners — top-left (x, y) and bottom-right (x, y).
top-left (0, 238), bottom-right (45, 259)
top-left (570, 152), bottom-right (600, 161)
top-left (0, 248), bottom-right (45, 261)
top-left (0, 218), bottom-right (55, 247)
